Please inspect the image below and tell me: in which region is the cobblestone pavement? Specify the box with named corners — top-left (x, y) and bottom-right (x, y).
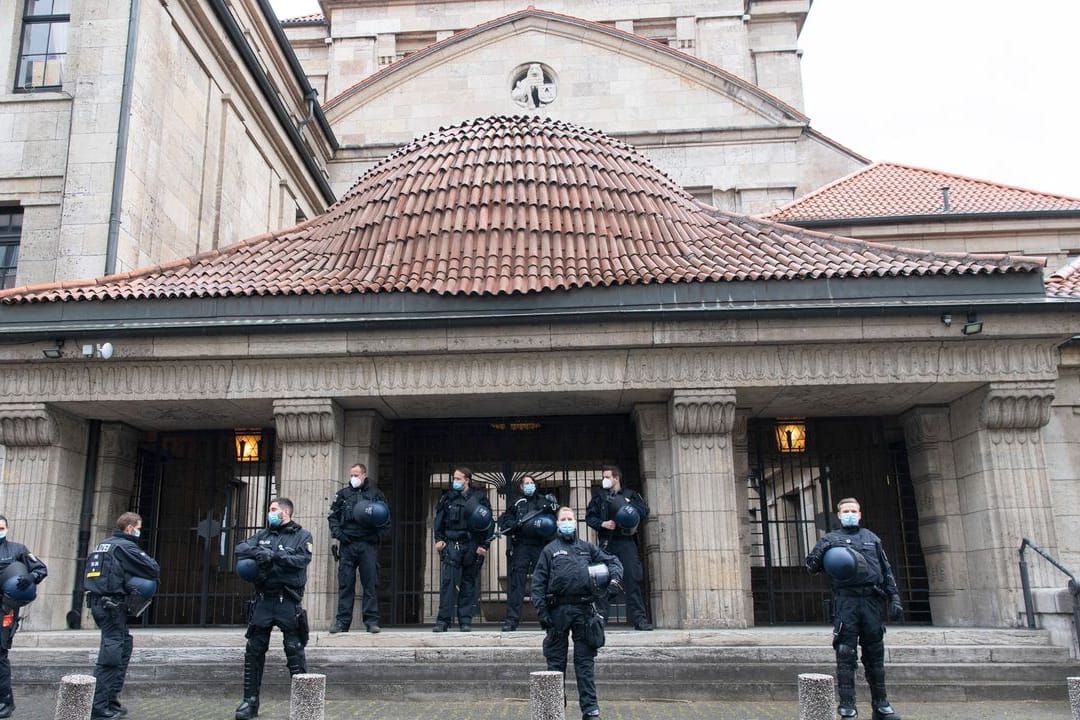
top-left (14, 697), bottom-right (1073, 719)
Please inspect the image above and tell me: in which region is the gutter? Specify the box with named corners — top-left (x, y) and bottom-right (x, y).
top-left (104, 0), bottom-right (141, 275)
top-left (256, 0), bottom-right (336, 150)
top-left (207, 0), bottom-right (336, 205)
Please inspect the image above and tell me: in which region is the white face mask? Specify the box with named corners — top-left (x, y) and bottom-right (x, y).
top-left (601, 478), bottom-right (613, 490)
top-left (350, 476), bottom-right (363, 489)
top-left (132, 528), bottom-right (141, 538)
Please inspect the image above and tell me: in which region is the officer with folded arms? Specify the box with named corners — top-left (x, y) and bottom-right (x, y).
top-left (533, 506), bottom-right (622, 720)
top-left (328, 463), bottom-right (391, 634)
top-left (0, 514), bottom-right (46, 719)
top-left (805, 497), bottom-right (904, 720)
top-left (234, 497), bottom-right (313, 720)
top-left (496, 475), bottom-right (557, 631)
top-left (432, 467), bottom-right (491, 632)
top-left (84, 512), bottom-right (160, 720)
top-left (585, 465), bottom-right (652, 630)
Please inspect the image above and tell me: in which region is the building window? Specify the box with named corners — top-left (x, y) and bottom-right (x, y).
top-left (16, 0), bottom-right (70, 92)
top-left (0, 209), bottom-right (22, 290)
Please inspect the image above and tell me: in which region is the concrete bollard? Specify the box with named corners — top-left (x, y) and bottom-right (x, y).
top-left (1068, 676), bottom-right (1080, 720)
top-left (289, 673), bottom-right (326, 720)
top-left (798, 672), bottom-right (835, 720)
top-left (54, 674), bottom-right (95, 720)
top-left (530, 670), bottom-right (565, 720)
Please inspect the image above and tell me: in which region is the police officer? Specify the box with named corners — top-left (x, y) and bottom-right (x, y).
top-left (328, 463), bottom-right (390, 634)
top-left (496, 475), bottom-right (557, 631)
top-left (533, 506), bottom-right (622, 720)
top-left (0, 515), bottom-right (47, 719)
top-left (234, 497), bottom-right (313, 720)
top-left (432, 467), bottom-right (491, 632)
top-left (585, 465), bottom-right (652, 630)
top-left (805, 497), bottom-right (904, 720)
top-left (84, 512), bottom-right (160, 720)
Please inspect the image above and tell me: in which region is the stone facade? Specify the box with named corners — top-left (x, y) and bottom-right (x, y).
top-left (0, 0), bottom-right (332, 288)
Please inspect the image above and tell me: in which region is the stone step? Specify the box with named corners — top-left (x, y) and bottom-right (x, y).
top-left (10, 627), bottom-right (1076, 703)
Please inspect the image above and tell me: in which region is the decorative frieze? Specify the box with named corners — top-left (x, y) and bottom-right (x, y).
top-left (0, 403), bottom-right (57, 447)
top-left (0, 340), bottom-right (1060, 404)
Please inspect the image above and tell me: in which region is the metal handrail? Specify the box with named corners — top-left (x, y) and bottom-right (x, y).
top-left (1018, 537), bottom-right (1080, 655)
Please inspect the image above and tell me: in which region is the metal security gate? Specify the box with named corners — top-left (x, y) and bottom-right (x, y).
top-left (748, 418), bottom-right (930, 625)
top-left (387, 415), bottom-right (641, 626)
top-left (129, 430), bottom-right (276, 626)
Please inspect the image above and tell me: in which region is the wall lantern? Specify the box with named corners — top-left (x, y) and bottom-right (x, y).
top-left (234, 430), bottom-right (262, 463)
top-left (774, 419), bottom-right (807, 453)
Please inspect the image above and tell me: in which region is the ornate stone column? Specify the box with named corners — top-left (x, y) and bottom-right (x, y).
top-left (900, 407), bottom-right (973, 625)
top-left (632, 403), bottom-right (673, 625)
top-left (667, 389), bottom-right (748, 628)
top-left (274, 399), bottom-right (344, 629)
top-left (0, 403), bottom-right (87, 629)
top-left (949, 381), bottom-right (1057, 626)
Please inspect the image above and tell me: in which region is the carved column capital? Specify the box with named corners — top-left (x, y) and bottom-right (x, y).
top-left (273, 399), bottom-right (343, 443)
top-left (632, 403), bottom-right (670, 442)
top-left (900, 406), bottom-right (950, 447)
top-left (670, 389), bottom-right (737, 435)
top-left (979, 382), bottom-right (1054, 430)
top-left (0, 403), bottom-right (58, 447)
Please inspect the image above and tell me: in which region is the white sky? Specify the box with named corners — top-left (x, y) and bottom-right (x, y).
top-left (269, 0), bottom-right (1080, 198)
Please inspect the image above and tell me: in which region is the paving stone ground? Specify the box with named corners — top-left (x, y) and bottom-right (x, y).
top-left (12, 697), bottom-right (1073, 719)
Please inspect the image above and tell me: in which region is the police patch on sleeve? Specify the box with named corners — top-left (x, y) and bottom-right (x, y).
top-left (306, 542), bottom-right (313, 554)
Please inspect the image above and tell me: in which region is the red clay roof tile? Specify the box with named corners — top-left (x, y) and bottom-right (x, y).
top-left (0, 116), bottom-right (1044, 305)
top-left (766, 162), bottom-right (1080, 222)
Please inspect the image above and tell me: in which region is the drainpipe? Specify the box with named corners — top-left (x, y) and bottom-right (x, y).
top-left (104, 0), bottom-right (141, 276)
top-left (67, 420), bottom-right (101, 629)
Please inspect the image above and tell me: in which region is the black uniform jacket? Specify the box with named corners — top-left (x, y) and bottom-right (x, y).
top-left (236, 521), bottom-right (313, 595)
top-left (327, 483), bottom-right (391, 544)
top-left (585, 487), bottom-right (649, 543)
top-left (532, 534), bottom-right (623, 610)
top-left (805, 525), bottom-right (899, 596)
top-left (83, 530), bottom-right (159, 596)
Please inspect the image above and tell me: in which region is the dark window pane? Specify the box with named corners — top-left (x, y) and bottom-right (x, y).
top-left (0, 243), bottom-right (19, 290)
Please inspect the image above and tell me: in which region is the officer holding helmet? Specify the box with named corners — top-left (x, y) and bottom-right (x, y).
top-left (234, 497), bottom-right (313, 720)
top-left (533, 506), bottom-right (622, 720)
top-left (496, 475), bottom-right (558, 631)
top-left (84, 512), bottom-right (160, 720)
top-left (328, 463), bottom-right (391, 634)
top-left (0, 514), bottom-right (46, 719)
top-left (805, 497), bottom-right (904, 720)
top-left (432, 467), bottom-right (491, 632)
top-left (585, 465), bottom-right (652, 630)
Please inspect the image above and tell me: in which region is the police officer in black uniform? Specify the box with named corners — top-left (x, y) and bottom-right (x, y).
top-left (496, 475), bottom-right (557, 631)
top-left (234, 497), bottom-right (313, 720)
top-left (84, 511), bottom-right (160, 720)
top-left (328, 463), bottom-right (390, 634)
top-left (805, 497), bottom-right (904, 720)
top-left (533, 506), bottom-right (622, 720)
top-left (585, 465), bottom-right (653, 630)
top-left (432, 467), bottom-right (491, 632)
top-left (0, 514), bottom-right (47, 719)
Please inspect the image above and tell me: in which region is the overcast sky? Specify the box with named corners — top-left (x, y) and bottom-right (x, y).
top-left (269, 0), bottom-right (1080, 198)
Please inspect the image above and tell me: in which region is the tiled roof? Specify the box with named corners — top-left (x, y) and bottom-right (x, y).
top-left (766, 162), bottom-right (1080, 222)
top-left (280, 13), bottom-right (325, 25)
top-left (1047, 258), bottom-right (1080, 298)
top-left (0, 116), bottom-right (1042, 305)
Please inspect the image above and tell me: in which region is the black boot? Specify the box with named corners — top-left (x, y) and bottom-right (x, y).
top-left (234, 697), bottom-right (259, 720)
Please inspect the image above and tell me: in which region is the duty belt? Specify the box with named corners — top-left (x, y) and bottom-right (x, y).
top-left (255, 588), bottom-right (302, 603)
top-left (835, 585), bottom-right (879, 598)
top-left (546, 593), bottom-right (595, 607)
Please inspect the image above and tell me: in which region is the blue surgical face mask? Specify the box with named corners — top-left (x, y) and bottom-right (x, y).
top-left (0, 531), bottom-right (9, 541)
top-left (452, 480), bottom-right (465, 492)
top-left (267, 511), bottom-right (283, 527)
top-left (839, 512), bottom-right (860, 528)
top-left (523, 484), bottom-right (536, 496)
top-left (131, 528), bottom-right (140, 538)
top-left (557, 520), bottom-right (576, 537)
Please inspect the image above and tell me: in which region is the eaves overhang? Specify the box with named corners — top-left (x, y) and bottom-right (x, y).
top-left (0, 273), bottom-right (1057, 341)
top-left (776, 210), bottom-right (1080, 229)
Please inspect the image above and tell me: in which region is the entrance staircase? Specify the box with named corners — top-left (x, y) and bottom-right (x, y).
top-left (10, 626), bottom-right (1076, 702)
